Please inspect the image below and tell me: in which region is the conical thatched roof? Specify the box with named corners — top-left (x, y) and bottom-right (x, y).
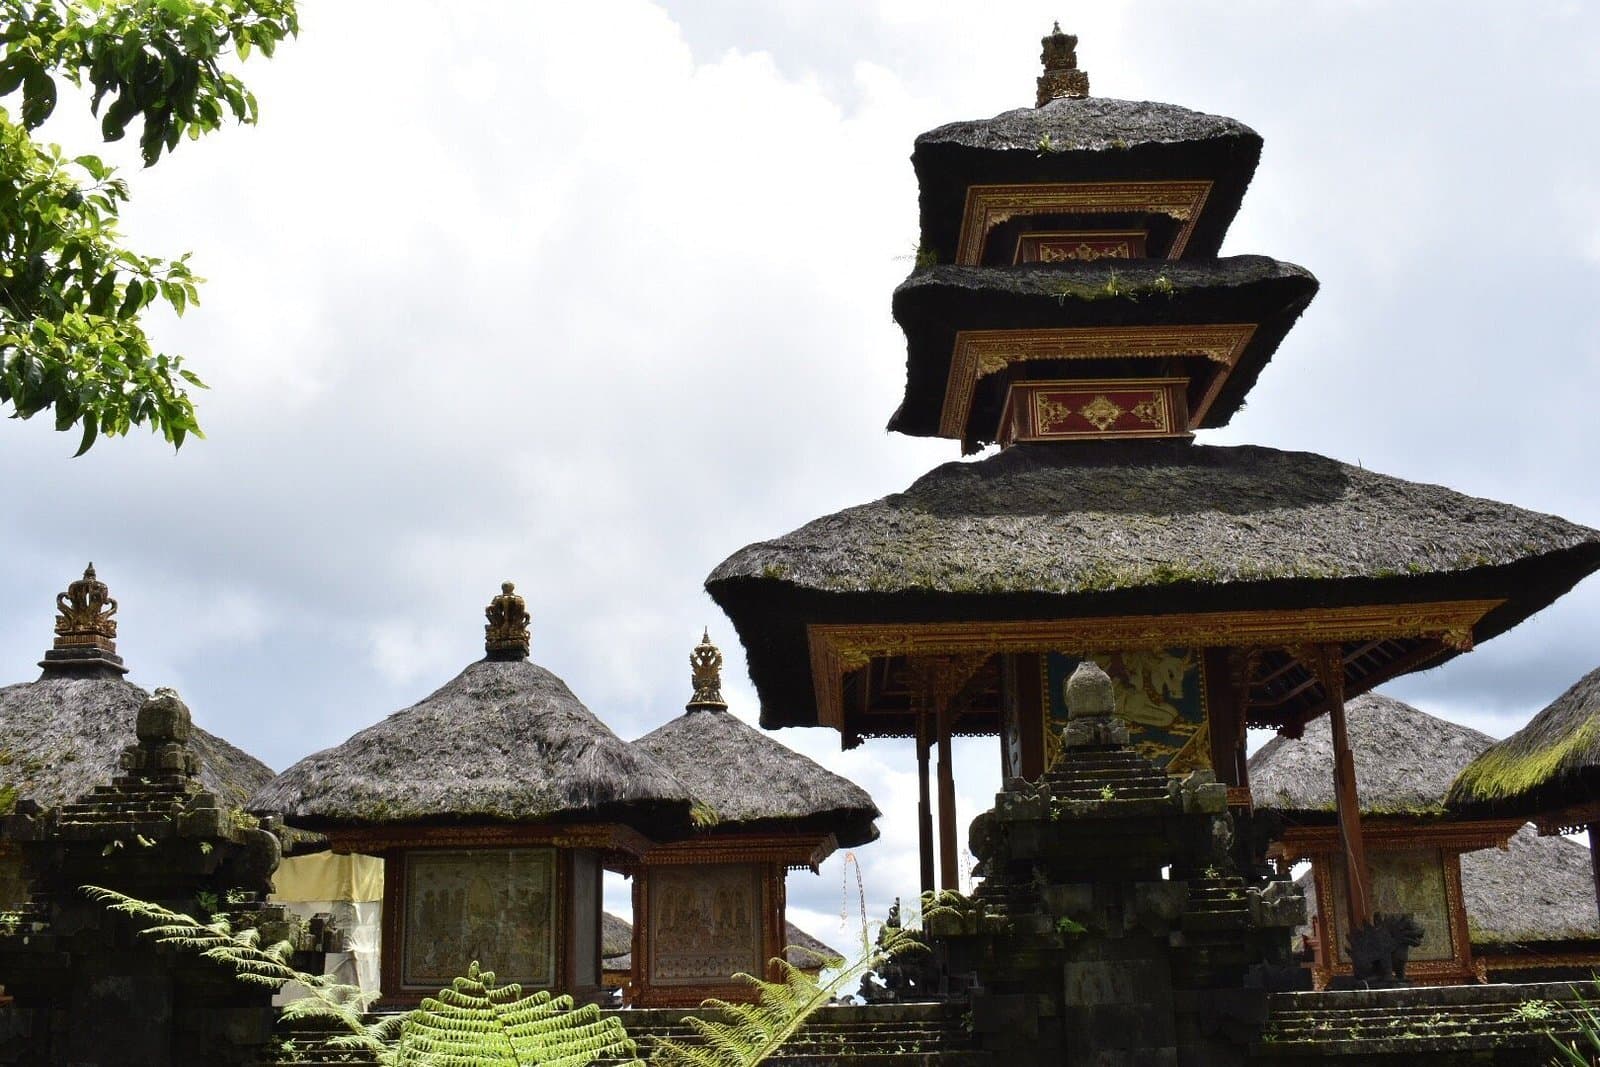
top-left (1249, 692), bottom-right (1496, 819)
top-left (249, 659), bottom-right (692, 832)
top-left (1447, 665), bottom-right (1600, 819)
top-left (0, 675), bottom-right (274, 813)
top-left (633, 708), bottom-right (880, 848)
top-left (707, 441), bottom-right (1600, 729)
top-left (1297, 825), bottom-right (1600, 946)
top-left (914, 97), bottom-right (1262, 262)
top-left (599, 912), bottom-right (842, 970)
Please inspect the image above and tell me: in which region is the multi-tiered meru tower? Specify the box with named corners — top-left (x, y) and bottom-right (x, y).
top-left (707, 27), bottom-right (1600, 936)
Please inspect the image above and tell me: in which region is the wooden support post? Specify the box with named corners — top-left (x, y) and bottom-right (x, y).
top-left (1315, 643), bottom-right (1372, 928)
top-left (936, 703), bottom-right (959, 892)
top-left (917, 713), bottom-right (935, 896)
top-left (1589, 822), bottom-right (1600, 927)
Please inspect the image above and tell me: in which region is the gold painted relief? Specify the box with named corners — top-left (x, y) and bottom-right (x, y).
top-left (956, 181), bottom-right (1213, 265)
top-left (1328, 850), bottom-right (1456, 964)
top-left (403, 848), bottom-right (557, 988)
top-left (649, 864), bottom-right (763, 986)
top-left (1043, 649), bottom-right (1209, 772)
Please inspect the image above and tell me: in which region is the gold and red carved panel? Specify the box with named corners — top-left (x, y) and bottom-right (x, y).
top-left (1015, 230), bottom-right (1148, 264)
top-left (956, 181), bottom-right (1212, 265)
top-left (999, 378), bottom-right (1189, 443)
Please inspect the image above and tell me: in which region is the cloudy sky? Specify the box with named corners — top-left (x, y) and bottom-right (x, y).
top-left (5, 2), bottom-right (1600, 943)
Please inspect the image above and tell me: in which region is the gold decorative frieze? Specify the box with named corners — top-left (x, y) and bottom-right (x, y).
top-left (940, 325), bottom-right (1255, 440)
top-left (999, 378), bottom-right (1187, 443)
top-left (955, 181), bottom-right (1213, 265)
top-left (1015, 230), bottom-right (1147, 264)
top-left (804, 600), bottom-right (1503, 729)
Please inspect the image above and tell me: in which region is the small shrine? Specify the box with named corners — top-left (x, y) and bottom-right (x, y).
top-left (704, 24), bottom-right (1600, 953)
top-left (249, 582), bottom-right (694, 1001)
top-left (0, 566), bottom-right (275, 907)
top-left (1447, 663), bottom-right (1600, 921)
top-left (1250, 693), bottom-right (1523, 986)
top-left (622, 632), bottom-right (877, 1006)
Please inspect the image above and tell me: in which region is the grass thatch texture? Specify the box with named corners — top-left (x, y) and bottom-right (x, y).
top-left (632, 708), bottom-right (879, 847)
top-left (1448, 666), bottom-right (1600, 815)
top-left (249, 659), bottom-right (691, 828)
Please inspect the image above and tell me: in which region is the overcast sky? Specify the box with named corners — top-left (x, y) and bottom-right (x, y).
top-left (4, 2), bottom-right (1599, 943)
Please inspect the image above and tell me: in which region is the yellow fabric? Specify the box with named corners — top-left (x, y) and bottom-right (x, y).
top-left (272, 852), bottom-right (385, 903)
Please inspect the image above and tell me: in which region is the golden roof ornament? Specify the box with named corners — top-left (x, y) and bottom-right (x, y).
top-left (484, 581), bottom-right (531, 660)
top-left (39, 562), bottom-right (127, 676)
top-left (1037, 21), bottom-right (1090, 106)
top-left (687, 628), bottom-right (727, 711)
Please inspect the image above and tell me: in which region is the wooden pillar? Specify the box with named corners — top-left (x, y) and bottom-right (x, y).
top-left (1313, 643), bottom-right (1372, 928)
top-left (916, 713), bottom-right (935, 896)
top-left (1588, 822), bottom-right (1600, 927)
top-left (936, 703), bottom-right (959, 892)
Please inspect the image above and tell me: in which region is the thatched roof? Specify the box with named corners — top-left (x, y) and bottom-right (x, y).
top-left (1297, 825), bottom-right (1599, 946)
top-left (1249, 692), bottom-right (1496, 819)
top-left (249, 659), bottom-right (693, 832)
top-left (0, 675), bottom-right (274, 814)
top-left (599, 912), bottom-right (843, 969)
top-left (707, 441), bottom-right (1600, 729)
top-left (632, 707), bottom-right (880, 847)
top-left (887, 258), bottom-right (1317, 444)
top-left (913, 97), bottom-right (1262, 263)
top-left (1447, 665), bottom-right (1600, 819)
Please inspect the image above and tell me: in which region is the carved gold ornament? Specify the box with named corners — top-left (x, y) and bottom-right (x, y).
top-left (484, 581), bottom-right (532, 658)
top-left (53, 563), bottom-right (118, 650)
top-left (1077, 394), bottom-right (1124, 431)
top-left (688, 628), bottom-right (728, 710)
top-left (955, 181), bottom-right (1213, 265)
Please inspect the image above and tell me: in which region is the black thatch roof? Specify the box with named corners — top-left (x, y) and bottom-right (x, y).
top-left (249, 659), bottom-right (693, 832)
top-left (1446, 665), bottom-right (1600, 819)
top-left (0, 675), bottom-right (274, 813)
top-left (1297, 825), bottom-right (1600, 946)
top-left (888, 258), bottom-right (1318, 443)
top-left (632, 707), bottom-right (880, 848)
top-left (1249, 692), bottom-right (1496, 819)
top-left (913, 97), bottom-right (1262, 263)
top-left (707, 441), bottom-right (1600, 730)
top-left (599, 912), bottom-right (843, 969)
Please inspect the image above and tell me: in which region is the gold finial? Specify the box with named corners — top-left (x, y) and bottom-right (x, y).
top-left (1037, 21), bottom-right (1089, 106)
top-left (687, 628), bottom-right (727, 711)
top-left (484, 581), bottom-right (531, 660)
top-left (54, 563), bottom-right (118, 652)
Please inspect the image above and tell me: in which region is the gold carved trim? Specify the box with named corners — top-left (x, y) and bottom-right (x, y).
top-left (806, 601), bottom-right (1502, 730)
top-left (1271, 818), bottom-right (1523, 865)
top-left (326, 822), bottom-right (655, 858)
top-left (955, 181), bottom-right (1213, 265)
top-left (637, 832), bottom-right (837, 871)
top-left (938, 324), bottom-right (1256, 440)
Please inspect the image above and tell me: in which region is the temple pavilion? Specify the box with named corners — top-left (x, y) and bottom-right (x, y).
top-left (705, 24), bottom-right (1600, 949)
top-left (622, 631), bottom-right (877, 1006)
top-left (0, 566), bottom-right (275, 906)
top-left (249, 582), bottom-right (694, 1001)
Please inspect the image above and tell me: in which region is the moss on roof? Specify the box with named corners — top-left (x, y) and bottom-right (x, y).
top-left (1448, 665), bottom-right (1600, 816)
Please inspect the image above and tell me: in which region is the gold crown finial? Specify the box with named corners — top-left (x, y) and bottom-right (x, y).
top-left (687, 628), bottom-right (727, 711)
top-left (54, 563), bottom-right (118, 652)
top-left (484, 581), bottom-right (531, 660)
top-left (1037, 21), bottom-right (1089, 106)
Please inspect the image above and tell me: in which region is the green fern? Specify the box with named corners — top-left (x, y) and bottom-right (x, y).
top-left (650, 923), bottom-right (925, 1067)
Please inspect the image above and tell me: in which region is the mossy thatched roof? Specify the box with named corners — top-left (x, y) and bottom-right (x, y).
top-left (888, 257), bottom-right (1318, 444)
top-left (1249, 692), bottom-right (1495, 819)
top-left (707, 441), bottom-right (1600, 729)
top-left (0, 675), bottom-right (274, 814)
top-left (249, 659), bottom-right (692, 832)
top-left (1298, 824), bottom-right (1600, 946)
top-left (913, 97), bottom-right (1262, 263)
top-left (1447, 665), bottom-right (1600, 818)
top-left (632, 707), bottom-right (879, 847)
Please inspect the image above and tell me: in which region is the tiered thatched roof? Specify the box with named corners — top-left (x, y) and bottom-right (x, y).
top-left (250, 658), bottom-right (692, 832)
top-left (1249, 692), bottom-right (1496, 819)
top-left (708, 441), bottom-right (1600, 729)
top-left (913, 97), bottom-right (1262, 262)
top-left (0, 675), bottom-right (274, 814)
top-left (889, 257), bottom-right (1318, 442)
top-left (1447, 665), bottom-right (1600, 821)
